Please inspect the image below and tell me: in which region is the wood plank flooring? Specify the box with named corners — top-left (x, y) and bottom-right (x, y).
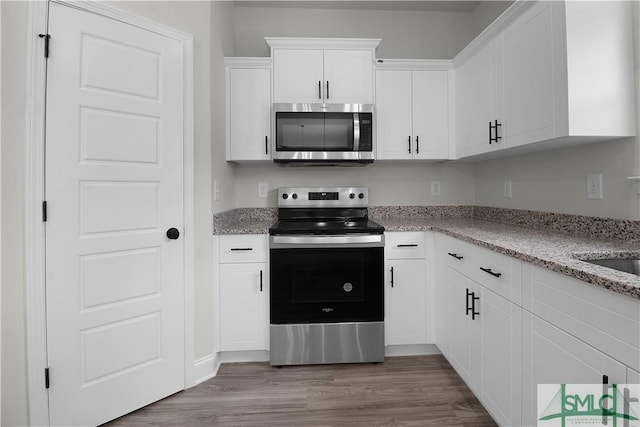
top-left (103, 355), bottom-right (497, 427)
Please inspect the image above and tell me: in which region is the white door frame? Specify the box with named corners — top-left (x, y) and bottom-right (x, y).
top-left (25, 1), bottom-right (195, 425)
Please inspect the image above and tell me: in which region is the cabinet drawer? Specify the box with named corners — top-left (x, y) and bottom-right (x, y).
top-left (219, 234), bottom-right (268, 263)
top-left (385, 232), bottom-right (426, 259)
top-left (438, 233), bottom-right (474, 275)
top-left (470, 245), bottom-right (522, 305)
top-left (523, 263), bottom-right (640, 371)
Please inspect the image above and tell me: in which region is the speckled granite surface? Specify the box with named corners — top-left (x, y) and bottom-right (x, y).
top-left (214, 206), bottom-right (640, 300)
top-left (213, 208), bottom-right (277, 235)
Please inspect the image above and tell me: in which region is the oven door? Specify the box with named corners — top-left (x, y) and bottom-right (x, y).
top-left (269, 235), bottom-right (384, 324)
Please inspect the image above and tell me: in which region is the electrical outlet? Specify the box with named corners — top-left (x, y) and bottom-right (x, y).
top-left (258, 182), bottom-right (269, 198)
top-left (587, 174), bottom-right (603, 200)
top-left (504, 180), bottom-right (512, 199)
top-left (431, 181), bottom-right (441, 196)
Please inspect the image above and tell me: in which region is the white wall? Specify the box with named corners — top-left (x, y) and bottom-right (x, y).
top-left (473, 1), bottom-right (640, 220)
top-left (234, 162), bottom-right (476, 208)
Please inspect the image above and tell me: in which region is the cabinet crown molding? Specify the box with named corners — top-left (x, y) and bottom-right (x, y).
top-left (224, 57), bottom-right (272, 68)
top-left (265, 37), bottom-right (381, 52)
top-left (375, 59), bottom-right (453, 70)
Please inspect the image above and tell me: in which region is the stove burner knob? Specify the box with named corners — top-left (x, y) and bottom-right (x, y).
top-left (282, 193), bottom-right (288, 200)
top-left (358, 193), bottom-right (365, 199)
top-left (292, 193), bottom-right (298, 200)
top-left (349, 193), bottom-right (355, 199)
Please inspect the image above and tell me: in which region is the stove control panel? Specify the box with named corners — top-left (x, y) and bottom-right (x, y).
top-left (278, 187), bottom-right (369, 208)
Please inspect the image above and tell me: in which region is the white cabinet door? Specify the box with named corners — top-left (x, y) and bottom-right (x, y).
top-left (501, 1), bottom-right (558, 148)
top-left (455, 41), bottom-right (499, 158)
top-left (443, 267), bottom-right (477, 389)
top-left (412, 70), bottom-right (449, 159)
top-left (384, 259), bottom-right (426, 345)
top-left (375, 70), bottom-right (413, 160)
top-left (323, 49), bottom-right (373, 104)
top-left (219, 263), bottom-right (269, 351)
top-left (522, 312), bottom-right (627, 427)
top-left (227, 67), bottom-right (271, 161)
top-left (273, 49), bottom-right (324, 103)
top-left (478, 287), bottom-right (522, 427)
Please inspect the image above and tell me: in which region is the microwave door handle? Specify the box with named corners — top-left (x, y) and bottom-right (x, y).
top-left (353, 113), bottom-right (360, 151)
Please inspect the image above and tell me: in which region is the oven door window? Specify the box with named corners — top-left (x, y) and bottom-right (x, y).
top-left (270, 247), bottom-right (383, 324)
top-left (275, 112), bottom-right (354, 151)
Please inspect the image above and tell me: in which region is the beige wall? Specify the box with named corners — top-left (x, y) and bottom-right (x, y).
top-left (473, 1), bottom-right (640, 220)
top-left (1, 2), bottom-right (29, 425)
top-left (233, 5), bottom-right (476, 59)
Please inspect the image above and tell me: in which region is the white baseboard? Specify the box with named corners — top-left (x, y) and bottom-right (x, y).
top-left (192, 353), bottom-right (220, 386)
top-left (219, 350), bottom-right (269, 363)
top-left (385, 343), bottom-right (441, 357)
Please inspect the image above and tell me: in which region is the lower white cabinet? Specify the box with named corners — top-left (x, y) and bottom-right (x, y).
top-left (521, 312), bottom-right (627, 427)
top-left (219, 263), bottom-right (269, 351)
top-left (384, 232), bottom-right (427, 346)
top-left (439, 265), bottom-right (522, 426)
top-left (218, 235), bottom-right (269, 352)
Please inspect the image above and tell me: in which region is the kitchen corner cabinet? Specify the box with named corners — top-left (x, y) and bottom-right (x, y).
top-left (435, 235), bottom-right (522, 427)
top-left (225, 58), bottom-right (272, 162)
top-left (454, 0), bottom-right (635, 160)
top-left (375, 62), bottom-right (451, 160)
top-left (218, 235), bottom-right (269, 352)
top-left (266, 38), bottom-right (380, 105)
top-left (384, 232), bottom-right (427, 346)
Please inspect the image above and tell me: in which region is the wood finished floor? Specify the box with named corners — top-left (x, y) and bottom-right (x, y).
top-left (103, 355), bottom-right (497, 427)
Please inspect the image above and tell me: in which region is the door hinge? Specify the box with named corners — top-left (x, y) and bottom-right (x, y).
top-left (45, 367), bottom-right (50, 389)
top-left (42, 201), bottom-right (48, 222)
top-left (38, 33), bottom-right (51, 58)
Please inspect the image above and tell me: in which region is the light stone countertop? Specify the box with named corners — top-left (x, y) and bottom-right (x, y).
top-left (379, 216), bottom-right (640, 301)
top-left (213, 208), bottom-right (640, 300)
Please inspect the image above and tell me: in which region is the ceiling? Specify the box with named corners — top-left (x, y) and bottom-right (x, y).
top-left (233, 1), bottom-right (483, 13)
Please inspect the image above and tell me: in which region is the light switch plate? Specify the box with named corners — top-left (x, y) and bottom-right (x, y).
top-left (258, 182), bottom-right (269, 198)
top-left (431, 181), bottom-right (441, 196)
top-left (504, 180), bottom-right (512, 199)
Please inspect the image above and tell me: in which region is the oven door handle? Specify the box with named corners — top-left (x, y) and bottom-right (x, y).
top-left (270, 234), bottom-right (384, 247)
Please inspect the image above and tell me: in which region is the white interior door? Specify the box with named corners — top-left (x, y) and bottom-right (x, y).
top-left (45, 3), bottom-right (185, 425)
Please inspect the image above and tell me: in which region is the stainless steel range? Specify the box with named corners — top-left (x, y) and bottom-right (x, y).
top-left (268, 187), bottom-right (385, 366)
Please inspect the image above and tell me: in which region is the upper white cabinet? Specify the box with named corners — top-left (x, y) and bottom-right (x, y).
top-left (454, 0), bottom-right (636, 160)
top-left (376, 61), bottom-right (451, 160)
top-left (455, 41), bottom-right (501, 158)
top-left (225, 58), bottom-right (272, 161)
top-left (266, 38), bottom-right (380, 104)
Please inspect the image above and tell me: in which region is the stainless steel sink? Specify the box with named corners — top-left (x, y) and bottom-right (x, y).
top-left (584, 258), bottom-right (640, 276)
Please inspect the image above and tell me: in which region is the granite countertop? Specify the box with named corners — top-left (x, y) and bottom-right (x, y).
top-left (378, 216), bottom-right (640, 300)
top-left (213, 207), bottom-right (640, 300)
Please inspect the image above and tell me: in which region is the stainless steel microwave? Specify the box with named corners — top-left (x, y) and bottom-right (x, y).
top-left (272, 103), bottom-right (374, 166)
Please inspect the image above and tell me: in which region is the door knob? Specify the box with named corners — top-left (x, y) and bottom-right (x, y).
top-left (166, 228), bottom-right (180, 240)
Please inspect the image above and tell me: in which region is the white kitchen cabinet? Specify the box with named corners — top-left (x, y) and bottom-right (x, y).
top-left (218, 235), bottom-right (269, 352)
top-left (454, 0), bottom-right (635, 160)
top-left (521, 312), bottom-right (627, 427)
top-left (219, 263), bottom-right (269, 351)
top-left (435, 235), bottom-right (522, 427)
top-left (628, 368), bottom-right (640, 385)
top-left (224, 58), bottom-right (272, 162)
top-left (267, 38), bottom-right (380, 105)
top-left (384, 232), bottom-right (427, 346)
top-left (455, 40), bottom-right (501, 158)
top-left (375, 64), bottom-right (450, 160)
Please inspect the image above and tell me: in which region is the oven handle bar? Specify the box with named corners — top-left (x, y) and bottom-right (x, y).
top-left (270, 234), bottom-right (384, 248)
